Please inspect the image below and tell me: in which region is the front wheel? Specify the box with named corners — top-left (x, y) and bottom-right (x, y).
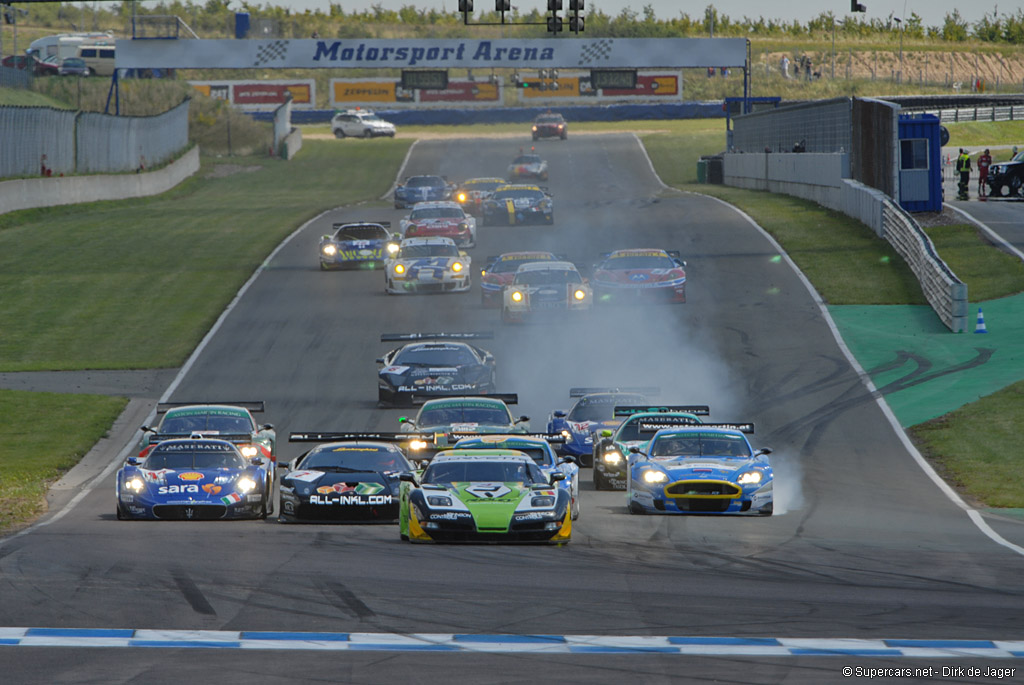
top-left (628, 501), bottom-right (645, 515)
top-left (333, 129), bottom-right (345, 139)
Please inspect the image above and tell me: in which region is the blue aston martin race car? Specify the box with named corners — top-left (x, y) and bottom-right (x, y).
top-left (393, 175), bottom-right (453, 209)
top-left (116, 437), bottom-right (271, 520)
top-left (547, 387), bottom-right (656, 466)
top-left (626, 423), bottom-right (773, 516)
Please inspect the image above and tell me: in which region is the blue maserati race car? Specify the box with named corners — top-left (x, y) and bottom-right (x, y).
top-left (394, 175), bottom-right (453, 209)
top-left (116, 437), bottom-right (271, 520)
top-left (626, 423), bottom-right (773, 516)
top-left (547, 387), bottom-right (655, 466)
top-left (592, 405), bottom-right (708, 490)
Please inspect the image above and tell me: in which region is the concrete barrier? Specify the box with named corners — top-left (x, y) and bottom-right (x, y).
top-left (0, 145), bottom-right (200, 216)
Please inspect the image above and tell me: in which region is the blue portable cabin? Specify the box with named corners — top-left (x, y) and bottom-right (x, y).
top-left (898, 113), bottom-right (943, 212)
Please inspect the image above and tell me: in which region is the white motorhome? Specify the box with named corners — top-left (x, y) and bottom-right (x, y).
top-left (26, 32), bottom-right (113, 62)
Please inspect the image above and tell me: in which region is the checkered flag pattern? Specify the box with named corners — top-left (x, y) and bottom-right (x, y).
top-left (255, 40), bottom-right (288, 67)
top-left (577, 39), bottom-right (614, 65)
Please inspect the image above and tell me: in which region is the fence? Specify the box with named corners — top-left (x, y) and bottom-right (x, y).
top-left (0, 99), bottom-right (189, 180)
top-left (723, 152), bottom-right (968, 332)
top-left (0, 65), bottom-right (32, 90)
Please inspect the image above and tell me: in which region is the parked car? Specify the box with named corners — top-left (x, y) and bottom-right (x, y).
top-left (987, 151), bottom-right (1024, 198)
top-left (58, 57), bottom-right (89, 77)
top-left (0, 54), bottom-right (58, 76)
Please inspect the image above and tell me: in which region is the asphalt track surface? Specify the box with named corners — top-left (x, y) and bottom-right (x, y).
top-left (2, 135), bottom-right (1024, 684)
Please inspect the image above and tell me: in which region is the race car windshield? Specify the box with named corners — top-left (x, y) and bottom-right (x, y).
top-left (536, 116), bottom-right (564, 124)
top-left (394, 346), bottom-right (477, 365)
top-left (492, 189), bottom-right (544, 201)
top-left (144, 447), bottom-right (248, 470)
top-left (491, 255), bottom-right (553, 273)
top-left (423, 461), bottom-right (545, 484)
top-left (514, 270), bottom-right (582, 286)
top-left (464, 180), bottom-right (504, 191)
top-left (603, 255), bottom-right (677, 270)
top-left (335, 225), bottom-right (387, 241)
top-left (406, 176), bottom-right (445, 188)
top-left (301, 446), bottom-right (408, 472)
top-left (410, 207), bottom-right (465, 219)
top-left (399, 244), bottom-right (461, 258)
top-left (512, 155), bottom-right (542, 165)
top-left (159, 413), bottom-right (253, 435)
top-left (417, 406), bottom-right (512, 427)
top-left (650, 434), bottom-right (751, 458)
top-left (568, 395), bottom-right (645, 422)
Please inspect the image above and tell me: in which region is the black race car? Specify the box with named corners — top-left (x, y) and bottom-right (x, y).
top-left (376, 332), bottom-right (497, 406)
top-left (481, 184), bottom-right (554, 226)
top-left (987, 151), bottom-right (1024, 198)
top-left (279, 437), bottom-right (412, 522)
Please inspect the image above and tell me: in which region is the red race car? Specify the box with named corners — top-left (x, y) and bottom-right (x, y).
top-left (400, 201), bottom-right (477, 248)
top-left (591, 248), bottom-right (687, 304)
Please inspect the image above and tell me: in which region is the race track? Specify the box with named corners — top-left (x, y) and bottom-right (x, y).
top-left (2, 134), bottom-right (1023, 684)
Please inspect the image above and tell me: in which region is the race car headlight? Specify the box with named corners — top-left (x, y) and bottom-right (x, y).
top-left (127, 477), bottom-right (144, 492)
top-left (573, 289), bottom-right (586, 301)
top-left (531, 496), bottom-right (555, 507)
top-left (451, 261), bottom-right (464, 273)
top-left (458, 222), bottom-right (469, 232)
top-left (643, 470), bottom-right (668, 484)
top-left (532, 125), bottom-right (538, 131)
top-left (409, 439), bottom-right (428, 451)
top-left (386, 242), bottom-right (400, 255)
top-left (239, 445), bottom-right (258, 458)
top-left (457, 192), bottom-right (467, 203)
top-left (321, 244), bottom-right (337, 256)
top-left (427, 495), bottom-right (452, 507)
top-left (511, 290), bottom-right (524, 302)
top-left (738, 471), bottom-right (763, 485)
top-left (394, 263), bottom-right (406, 275)
top-left (237, 477), bottom-right (257, 493)
top-left (602, 451), bottom-right (622, 465)
top-left (560, 429), bottom-right (571, 440)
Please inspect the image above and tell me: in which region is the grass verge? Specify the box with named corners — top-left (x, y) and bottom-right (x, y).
top-left (0, 391), bottom-right (126, 533)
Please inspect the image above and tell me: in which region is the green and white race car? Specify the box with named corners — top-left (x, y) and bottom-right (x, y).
top-left (592, 405), bottom-right (708, 490)
top-left (399, 450), bottom-right (572, 543)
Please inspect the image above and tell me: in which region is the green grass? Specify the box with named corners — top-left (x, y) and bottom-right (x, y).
top-left (0, 391), bottom-right (126, 533)
top-left (910, 381), bottom-right (1024, 508)
top-left (924, 224), bottom-right (1024, 302)
top-left (0, 140), bottom-right (410, 371)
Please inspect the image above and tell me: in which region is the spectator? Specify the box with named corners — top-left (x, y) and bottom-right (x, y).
top-left (977, 148), bottom-right (992, 196)
top-left (781, 54), bottom-right (791, 79)
top-left (955, 148), bottom-right (971, 200)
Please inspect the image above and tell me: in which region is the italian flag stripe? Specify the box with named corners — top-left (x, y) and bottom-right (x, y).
top-left (221, 493), bottom-right (243, 505)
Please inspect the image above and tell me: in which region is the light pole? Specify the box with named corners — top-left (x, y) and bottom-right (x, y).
top-left (893, 16), bottom-right (904, 86)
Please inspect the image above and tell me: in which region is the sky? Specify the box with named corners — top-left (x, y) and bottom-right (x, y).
top-left (238, 1), bottom-right (995, 30)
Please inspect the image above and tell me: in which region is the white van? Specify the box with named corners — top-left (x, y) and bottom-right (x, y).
top-left (76, 43), bottom-right (116, 77)
top-left (27, 32), bottom-right (112, 62)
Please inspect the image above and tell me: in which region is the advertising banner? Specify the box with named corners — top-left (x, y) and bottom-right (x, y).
top-left (189, 79), bottom-right (315, 110)
top-left (515, 71), bottom-right (681, 104)
top-left (119, 38), bottom-right (748, 70)
top-left (329, 78), bottom-right (502, 109)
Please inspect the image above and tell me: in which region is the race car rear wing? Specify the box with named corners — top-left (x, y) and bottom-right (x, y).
top-left (569, 387), bottom-right (660, 398)
top-left (331, 221), bottom-right (391, 229)
top-left (381, 332), bottom-right (494, 342)
top-left (149, 432), bottom-right (258, 443)
top-left (638, 422), bottom-right (754, 434)
top-left (613, 405), bottom-right (710, 417)
top-left (290, 430), bottom-right (558, 447)
top-left (411, 393), bottom-right (518, 405)
top-left (156, 401), bottom-right (265, 414)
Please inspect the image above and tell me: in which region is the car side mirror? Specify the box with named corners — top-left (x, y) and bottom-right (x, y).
top-left (755, 448), bottom-right (773, 456)
top-left (126, 456), bottom-right (140, 466)
top-left (629, 446), bottom-right (641, 453)
top-left (140, 425), bottom-right (155, 434)
top-left (260, 423), bottom-right (274, 431)
top-left (675, 259), bottom-right (687, 268)
top-left (560, 456), bottom-right (578, 466)
top-left (399, 472), bottom-right (418, 484)
top-left (376, 357), bottom-right (385, 364)
top-left (553, 410), bottom-right (566, 418)
top-left (251, 457), bottom-right (265, 466)
top-left (549, 472), bottom-right (566, 484)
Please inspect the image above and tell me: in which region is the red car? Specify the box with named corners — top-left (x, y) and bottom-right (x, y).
top-left (1, 54), bottom-right (58, 76)
top-left (399, 201), bottom-right (477, 248)
top-left (479, 251), bottom-right (560, 307)
top-left (591, 248), bottom-right (687, 304)
top-left (532, 112), bottom-right (568, 140)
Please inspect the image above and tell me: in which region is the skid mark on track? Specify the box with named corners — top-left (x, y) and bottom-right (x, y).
top-left (172, 569), bottom-right (216, 616)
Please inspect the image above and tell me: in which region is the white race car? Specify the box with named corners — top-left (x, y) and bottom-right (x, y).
top-left (502, 261), bottom-right (592, 323)
top-left (385, 237), bottom-right (471, 295)
top-left (507, 152), bottom-right (549, 181)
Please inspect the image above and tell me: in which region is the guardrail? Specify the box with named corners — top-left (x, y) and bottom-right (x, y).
top-left (724, 152), bottom-right (968, 332)
top-left (903, 104), bottom-right (1024, 124)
